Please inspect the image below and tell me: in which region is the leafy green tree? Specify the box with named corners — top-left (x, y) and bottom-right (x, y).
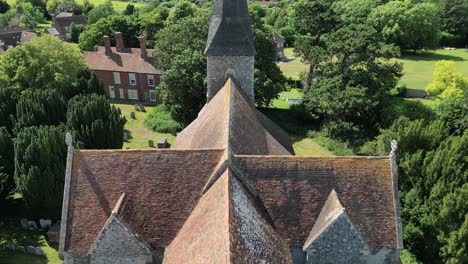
top-left (439, 0), bottom-right (468, 45)
top-left (0, 35), bottom-right (86, 90)
top-left (0, 127), bottom-right (14, 199)
top-left (369, 1), bottom-right (441, 52)
top-left (124, 4), bottom-right (134, 16)
top-left (249, 5), bottom-right (285, 106)
top-left (56, 0), bottom-right (82, 15)
top-left (166, 0), bottom-right (197, 24)
top-left (16, 89), bottom-right (67, 130)
top-left (78, 14), bottom-right (142, 51)
top-left (434, 97), bottom-right (467, 135)
top-left (62, 68), bottom-right (105, 99)
top-left (0, 0), bottom-right (10, 14)
top-left (87, 0), bottom-right (114, 24)
top-left (141, 6), bottom-right (169, 48)
top-left (13, 2), bottom-right (45, 28)
top-left (82, 0), bottom-right (94, 16)
top-left (294, 0), bottom-right (402, 142)
top-left (66, 94), bottom-right (125, 149)
top-left (14, 125), bottom-right (67, 218)
top-left (69, 22), bottom-right (85, 43)
top-left (426, 60), bottom-right (468, 99)
top-left (0, 88), bottom-right (19, 131)
top-left (154, 12), bottom-right (209, 124)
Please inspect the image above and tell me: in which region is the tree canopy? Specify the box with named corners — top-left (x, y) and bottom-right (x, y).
top-left (0, 35), bottom-right (86, 90)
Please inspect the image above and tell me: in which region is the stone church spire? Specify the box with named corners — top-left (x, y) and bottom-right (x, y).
top-left (205, 0), bottom-right (256, 103)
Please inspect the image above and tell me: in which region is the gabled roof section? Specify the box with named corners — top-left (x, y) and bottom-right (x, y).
top-left (82, 47), bottom-right (159, 74)
top-left (205, 0), bottom-right (255, 56)
top-left (63, 148), bottom-right (224, 253)
top-left (173, 78), bottom-right (294, 155)
top-left (303, 189), bottom-right (345, 250)
top-left (164, 166), bottom-right (292, 263)
top-left (234, 155), bottom-right (400, 249)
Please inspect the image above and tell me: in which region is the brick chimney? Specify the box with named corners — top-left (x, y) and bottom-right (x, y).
top-left (138, 36), bottom-right (148, 59)
top-left (114, 32), bottom-right (124, 53)
top-left (103, 35), bottom-right (112, 57)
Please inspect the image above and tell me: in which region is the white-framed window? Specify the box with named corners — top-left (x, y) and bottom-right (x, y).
top-left (119, 88), bottom-right (124, 99)
top-left (113, 72), bottom-right (121, 84)
top-left (147, 75), bottom-right (155, 86)
top-left (149, 90), bottom-right (156, 102)
top-left (129, 73), bottom-right (137, 85)
top-left (128, 89), bottom-right (138, 100)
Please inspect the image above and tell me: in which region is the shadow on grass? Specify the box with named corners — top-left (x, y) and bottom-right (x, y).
top-left (0, 250), bottom-right (48, 264)
top-left (401, 51), bottom-right (465, 61)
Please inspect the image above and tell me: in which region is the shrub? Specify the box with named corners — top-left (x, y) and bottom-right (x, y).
top-left (307, 130), bottom-right (354, 156)
top-left (380, 97), bottom-right (435, 129)
top-left (14, 125), bottom-right (67, 218)
top-left (0, 88), bottom-right (19, 131)
top-left (67, 94), bottom-right (125, 149)
top-left (0, 126), bottom-right (13, 199)
top-left (16, 89), bottom-right (67, 130)
top-left (144, 105), bottom-right (183, 135)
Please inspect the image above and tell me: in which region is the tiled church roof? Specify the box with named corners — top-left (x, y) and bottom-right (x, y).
top-left (173, 79), bottom-right (295, 155)
top-left (234, 155), bottom-right (399, 249)
top-left (64, 149), bottom-right (224, 252)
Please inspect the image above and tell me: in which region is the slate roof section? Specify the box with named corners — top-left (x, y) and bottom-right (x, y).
top-left (234, 155), bottom-right (399, 249)
top-left (173, 78), bottom-right (294, 155)
top-left (53, 13), bottom-right (87, 36)
top-left (64, 148), bottom-right (224, 252)
top-left (82, 47), bottom-right (159, 74)
top-left (205, 0), bottom-right (255, 56)
top-left (0, 27), bottom-right (36, 48)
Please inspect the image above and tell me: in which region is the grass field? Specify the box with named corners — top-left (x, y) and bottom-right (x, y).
top-left (113, 103), bottom-right (176, 149)
top-left (290, 135), bottom-right (333, 156)
top-left (271, 88), bottom-right (303, 109)
top-left (278, 48), bottom-right (468, 91)
top-left (75, 0), bottom-right (148, 11)
top-left (398, 49), bottom-right (468, 90)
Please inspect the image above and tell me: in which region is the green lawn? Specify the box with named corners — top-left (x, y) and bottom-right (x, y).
top-left (271, 88), bottom-right (303, 109)
top-left (279, 47), bottom-right (468, 92)
top-left (398, 49), bottom-right (468, 90)
top-left (278, 48), bottom-right (308, 79)
top-left (75, 0), bottom-right (148, 11)
top-left (0, 219), bottom-right (62, 264)
top-left (113, 103), bottom-right (176, 149)
top-left (290, 135), bottom-right (334, 156)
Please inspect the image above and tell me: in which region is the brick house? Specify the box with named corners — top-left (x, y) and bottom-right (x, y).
top-left (60, 0), bottom-right (402, 263)
top-left (46, 12), bottom-right (87, 41)
top-left (0, 26), bottom-right (36, 51)
top-left (82, 33), bottom-right (161, 103)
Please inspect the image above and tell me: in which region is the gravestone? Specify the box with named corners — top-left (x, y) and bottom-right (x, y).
top-left (16, 246), bottom-right (25, 253)
top-left (148, 140), bottom-right (154, 148)
top-left (33, 247), bottom-right (45, 256)
top-left (158, 138), bottom-right (168, 148)
top-left (7, 243), bottom-right (14, 250)
top-left (27, 221), bottom-right (37, 230)
top-left (139, 104), bottom-right (146, 112)
top-left (27, 246), bottom-right (36, 254)
top-left (134, 104), bottom-right (140, 112)
top-left (123, 133), bottom-right (128, 141)
top-left (20, 219), bottom-right (28, 229)
top-left (39, 219), bottom-right (52, 229)
top-left (130, 112), bottom-right (136, 119)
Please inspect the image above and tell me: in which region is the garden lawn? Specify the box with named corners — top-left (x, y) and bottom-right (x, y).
top-left (271, 88), bottom-right (303, 109)
top-left (0, 219), bottom-right (62, 264)
top-left (278, 48), bottom-right (308, 79)
top-left (112, 103), bottom-right (176, 149)
top-left (75, 0), bottom-right (148, 12)
top-left (397, 49), bottom-right (468, 90)
top-left (290, 135), bottom-right (334, 156)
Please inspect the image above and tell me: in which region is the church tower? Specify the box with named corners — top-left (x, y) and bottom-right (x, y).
top-left (205, 0), bottom-right (256, 103)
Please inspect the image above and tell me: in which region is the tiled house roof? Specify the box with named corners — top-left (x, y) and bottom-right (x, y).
top-left (82, 47), bottom-right (159, 74)
top-left (53, 13), bottom-right (87, 36)
top-left (0, 26), bottom-right (36, 49)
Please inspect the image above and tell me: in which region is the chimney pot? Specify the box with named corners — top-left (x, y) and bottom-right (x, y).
top-left (138, 36), bottom-right (148, 59)
top-left (114, 32), bottom-right (124, 53)
top-left (103, 35), bottom-right (112, 57)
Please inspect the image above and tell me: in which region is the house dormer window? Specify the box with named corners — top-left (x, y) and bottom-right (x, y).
top-left (129, 73), bottom-right (136, 85)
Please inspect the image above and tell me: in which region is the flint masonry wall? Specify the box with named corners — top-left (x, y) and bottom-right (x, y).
top-left (305, 213), bottom-right (369, 263)
top-left (88, 215), bottom-right (152, 264)
top-left (207, 56), bottom-right (254, 103)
